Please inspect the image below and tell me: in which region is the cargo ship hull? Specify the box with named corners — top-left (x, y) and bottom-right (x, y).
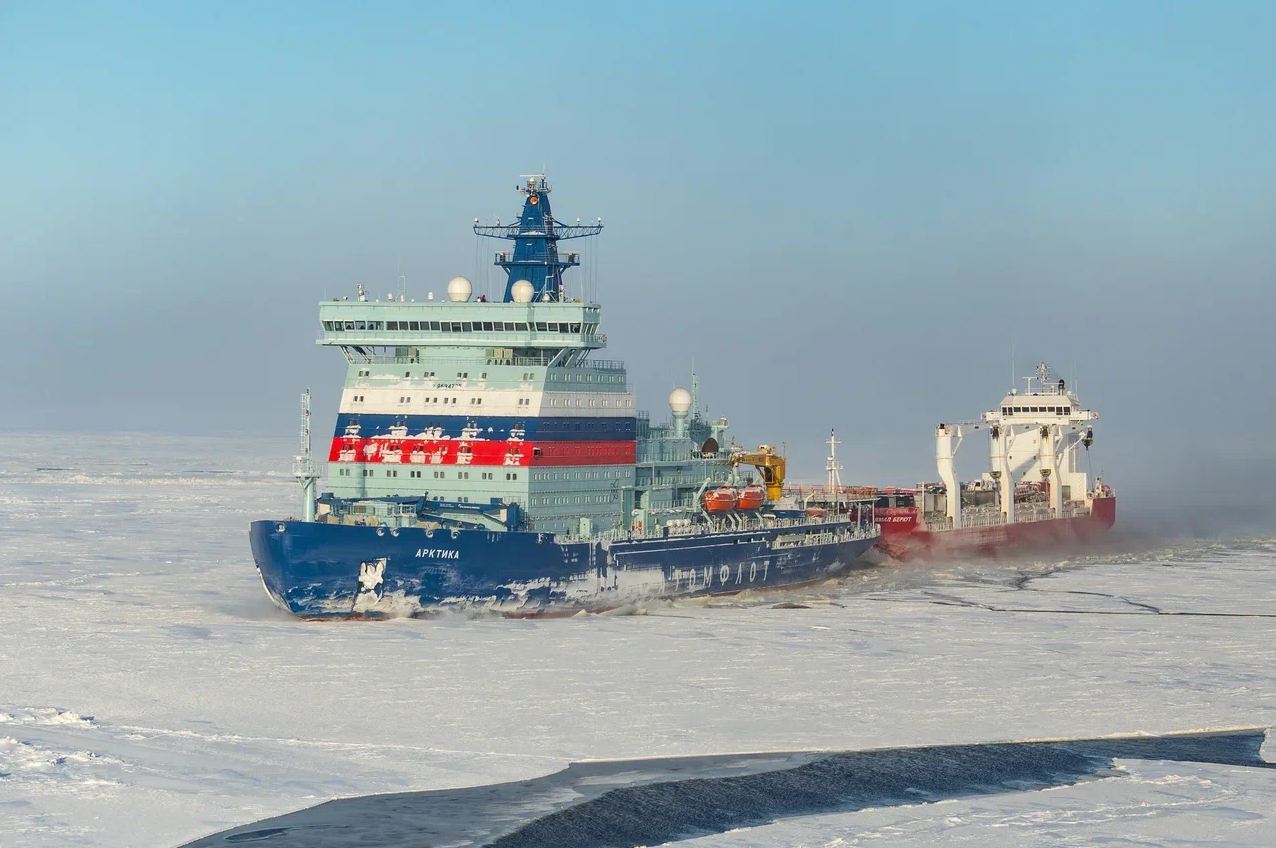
top-left (875, 496), bottom-right (1116, 560)
top-left (251, 519), bottom-right (877, 618)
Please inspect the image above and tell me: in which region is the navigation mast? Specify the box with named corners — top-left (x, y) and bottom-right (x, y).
top-left (473, 175), bottom-right (603, 302)
top-left (294, 388), bottom-right (318, 522)
top-left (826, 429), bottom-right (844, 512)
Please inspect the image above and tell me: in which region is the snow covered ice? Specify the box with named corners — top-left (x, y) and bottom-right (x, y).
top-left (1, 433), bottom-right (1273, 847)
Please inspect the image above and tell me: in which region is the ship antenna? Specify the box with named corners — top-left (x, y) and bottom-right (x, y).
top-left (1010, 336), bottom-right (1015, 391)
top-left (826, 429), bottom-right (844, 511)
top-left (294, 388), bottom-right (318, 522)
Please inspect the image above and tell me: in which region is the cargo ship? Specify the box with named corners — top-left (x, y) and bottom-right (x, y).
top-left (249, 176), bottom-right (878, 617)
top-left (794, 364), bottom-right (1115, 559)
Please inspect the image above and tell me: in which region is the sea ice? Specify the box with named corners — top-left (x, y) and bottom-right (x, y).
top-left (0, 433), bottom-right (1272, 847)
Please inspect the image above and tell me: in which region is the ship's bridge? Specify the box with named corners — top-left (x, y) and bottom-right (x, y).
top-left (981, 365), bottom-right (1098, 427)
top-left (319, 300), bottom-right (605, 351)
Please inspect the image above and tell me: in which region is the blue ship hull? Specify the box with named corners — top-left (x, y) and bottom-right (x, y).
top-left (250, 519), bottom-right (878, 618)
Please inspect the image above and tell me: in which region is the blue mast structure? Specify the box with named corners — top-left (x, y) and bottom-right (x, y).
top-left (474, 175), bottom-right (603, 302)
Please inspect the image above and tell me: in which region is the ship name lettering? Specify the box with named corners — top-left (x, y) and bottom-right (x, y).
top-left (414, 548), bottom-right (460, 560)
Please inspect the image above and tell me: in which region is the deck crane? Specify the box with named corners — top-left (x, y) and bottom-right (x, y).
top-left (730, 445), bottom-right (786, 502)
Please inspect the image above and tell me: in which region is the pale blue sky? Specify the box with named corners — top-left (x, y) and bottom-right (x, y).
top-left (3, 2), bottom-right (1274, 524)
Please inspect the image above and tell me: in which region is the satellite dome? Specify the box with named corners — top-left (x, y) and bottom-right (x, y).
top-left (446, 276), bottom-right (472, 303)
top-left (511, 280), bottom-right (534, 303)
top-left (669, 387), bottom-right (692, 415)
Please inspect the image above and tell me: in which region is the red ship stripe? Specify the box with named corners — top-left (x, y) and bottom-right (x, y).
top-left (328, 437), bottom-right (635, 467)
top-left (528, 441), bottom-right (637, 466)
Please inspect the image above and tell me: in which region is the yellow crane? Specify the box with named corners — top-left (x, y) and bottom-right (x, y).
top-left (730, 444), bottom-right (786, 502)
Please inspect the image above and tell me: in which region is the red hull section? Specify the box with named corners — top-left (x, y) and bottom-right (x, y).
top-left (876, 496), bottom-right (1116, 560)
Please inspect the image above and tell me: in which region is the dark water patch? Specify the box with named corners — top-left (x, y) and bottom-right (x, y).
top-left (180, 728), bottom-right (1272, 848)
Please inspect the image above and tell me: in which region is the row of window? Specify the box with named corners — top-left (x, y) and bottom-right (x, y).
top-left (531, 470), bottom-right (625, 481)
top-left (394, 396), bottom-right (484, 405)
top-left (335, 468), bottom-right (521, 481)
top-left (531, 494), bottom-right (618, 506)
top-left (358, 394), bottom-right (627, 408)
top-left (545, 397), bottom-right (633, 408)
top-left (352, 369), bottom-right (623, 385)
top-left (1002, 406), bottom-right (1073, 416)
top-left (325, 320), bottom-right (596, 334)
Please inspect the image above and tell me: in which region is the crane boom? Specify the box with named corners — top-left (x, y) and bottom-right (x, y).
top-left (730, 445), bottom-right (786, 502)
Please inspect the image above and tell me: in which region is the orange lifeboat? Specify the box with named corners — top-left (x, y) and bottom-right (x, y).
top-left (736, 483), bottom-right (766, 511)
top-left (703, 486), bottom-right (739, 513)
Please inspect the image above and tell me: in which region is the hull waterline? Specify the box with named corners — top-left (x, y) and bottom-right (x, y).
top-left (251, 519), bottom-right (878, 619)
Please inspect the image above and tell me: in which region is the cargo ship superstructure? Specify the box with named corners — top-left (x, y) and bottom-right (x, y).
top-left (796, 364), bottom-right (1115, 559)
top-left (250, 177), bottom-right (878, 617)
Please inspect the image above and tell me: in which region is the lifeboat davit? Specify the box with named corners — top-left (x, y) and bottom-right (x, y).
top-left (703, 486), bottom-right (738, 513)
top-left (736, 483), bottom-right (766, 511)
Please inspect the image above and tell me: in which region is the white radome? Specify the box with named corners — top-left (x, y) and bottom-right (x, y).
top-left (511, 280), bottom-right (535, 303)
top-left (446, 276), bottom-right (473, 303)
top-left (669, 387), bottom-right (692, 415)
